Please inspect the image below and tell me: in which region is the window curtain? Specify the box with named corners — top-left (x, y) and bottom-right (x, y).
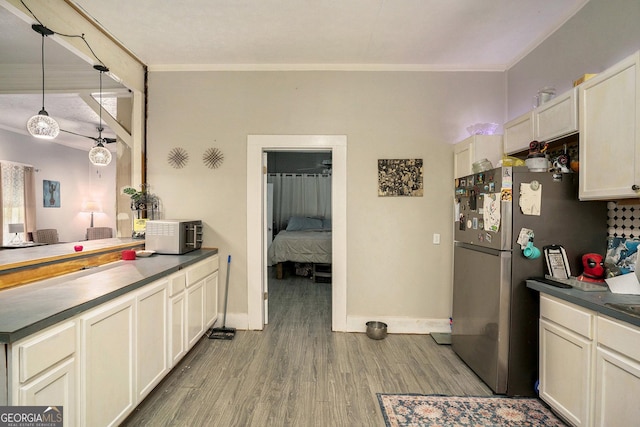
top-left (268, 173), bottom-right (331, 232)
top-left (24, 166), bottom-right (36, 236)
top-left (1, 162), bottom-right (36, 245)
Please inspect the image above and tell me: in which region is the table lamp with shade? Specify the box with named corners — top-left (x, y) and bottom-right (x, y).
top-left (81, 201), bottom-right (102, 228)
top-left (8, 223), bottom-right (24, 244)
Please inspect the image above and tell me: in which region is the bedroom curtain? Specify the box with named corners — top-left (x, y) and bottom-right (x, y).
top-left (268, 173), bottom-right (331, 232)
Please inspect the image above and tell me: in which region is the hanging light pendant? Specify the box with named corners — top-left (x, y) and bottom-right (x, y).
top-left (88, 141), bottom-right (112, 166)
top-left (89, 65), bottom-right (112, 166)
top-left (27, 25), bottom-right (59, 139)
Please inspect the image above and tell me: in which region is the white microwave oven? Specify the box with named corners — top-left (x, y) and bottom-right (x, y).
top-left (144, 220), bottom-right (203, 254)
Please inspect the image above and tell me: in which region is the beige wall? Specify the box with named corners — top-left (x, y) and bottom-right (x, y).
top-left (147, 70), bottom-right (505, 325)
top-left (507, 0), bottom-right (640, 119)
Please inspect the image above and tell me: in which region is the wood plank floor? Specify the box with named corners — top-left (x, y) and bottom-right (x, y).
top-left (121, 268), bottom-right (492, 426)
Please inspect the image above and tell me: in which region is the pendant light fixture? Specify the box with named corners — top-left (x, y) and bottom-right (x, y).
top-left (26, 24), bottom-right (59, 139)
top-left (88, 65), bottom-right (112, 166)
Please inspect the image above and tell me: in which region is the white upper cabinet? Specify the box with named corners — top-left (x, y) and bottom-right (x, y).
top-left (535, 87), bottom-right (578, 142)
top-left (453, 135), bottom-right (503, 178)
top-left (504, 111), bottom-right (534, 155)
top-left (504, 88), bottom-right (578, 154)
top-left (504, 87), bottom-right (578, 155)
top-left (579, 51), bottom-right (640, 200)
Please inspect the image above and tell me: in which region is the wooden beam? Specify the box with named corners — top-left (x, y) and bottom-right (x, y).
top-left (79, 93), bottom-right (132, 146)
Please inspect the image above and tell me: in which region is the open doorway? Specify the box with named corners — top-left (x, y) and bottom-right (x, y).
top-left (266, 151), bottom-right (333, 325)
top-left (247, 135), bottom-right (347, 331)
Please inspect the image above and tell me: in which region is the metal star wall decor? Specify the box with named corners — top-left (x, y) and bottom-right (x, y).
top-left (203, 147), bottom-right (224, 169)
top-left (167, 147), bottom-right (189, 169)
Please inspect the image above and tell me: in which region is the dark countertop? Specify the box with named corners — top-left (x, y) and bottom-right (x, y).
top-left (527, 279), bottom-right (640, 327)
top-left (0, 249), bottom-right (218, 344)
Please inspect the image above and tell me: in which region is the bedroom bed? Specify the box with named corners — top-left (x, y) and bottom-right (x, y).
top-left (268, 216), bottom-right (332, 279)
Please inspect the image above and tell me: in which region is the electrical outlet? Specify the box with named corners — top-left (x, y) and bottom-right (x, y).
top-left (433, 233), bottom-right (440, 245)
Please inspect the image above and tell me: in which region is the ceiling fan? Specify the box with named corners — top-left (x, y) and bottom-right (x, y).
top-left (60, 127), bottom-right (116, 144)
top-left (297, 159), bottom-right (332, 174)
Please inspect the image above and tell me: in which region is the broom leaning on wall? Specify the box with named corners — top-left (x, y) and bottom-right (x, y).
top-left (208, 255), bottom-right (236, 340)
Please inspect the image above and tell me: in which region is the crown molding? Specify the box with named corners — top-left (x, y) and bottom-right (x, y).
top-left (148, 63), bottom-right (507, 73)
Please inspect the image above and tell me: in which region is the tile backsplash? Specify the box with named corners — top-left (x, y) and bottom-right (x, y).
top-left (607, 201), bottom-right (640, 239)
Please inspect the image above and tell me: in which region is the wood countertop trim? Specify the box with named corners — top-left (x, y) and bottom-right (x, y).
top-left (0, 240), bottom-right (144, 291)
top-left (0, 241), bottom-right (144, 272)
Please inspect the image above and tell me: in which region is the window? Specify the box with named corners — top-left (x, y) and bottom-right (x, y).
top-left (1, 162), bottom-right (34, 245)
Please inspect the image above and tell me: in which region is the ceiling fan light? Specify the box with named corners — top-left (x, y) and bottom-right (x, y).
top-left (26, 110), bottom-right (60, 139)
top-left (89, 144), bottom-right (112, 166)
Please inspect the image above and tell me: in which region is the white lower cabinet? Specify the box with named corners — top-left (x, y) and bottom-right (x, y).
top-left (186, 280), bottom-right (205, 348)
top-left (8, 254), bottom-right (219, 427)
top-left (12, 321), bottom-right (77, 426)
top-left (539, 295), bottom-right (640, 427)
top-left (80, 294), bottom-right (135, 427)
top-left (594, 316), bottom-right (640, 427)
top-left (169, 293), bottom-right (186, 366)
top-left (19, 358), bottom-right (76, 417)
top-left (186, 256), bottom-right (220, 348)
top-left (204, 271), bottom-right (219, 329)
top-left (168, 271), bottom-right (187, 367)
top-left (136, 279), bottom-right (168, 400)
top-left (539, 295), bottom-right (594, 427)
top-left (171, 257), bottom-right (219, 365)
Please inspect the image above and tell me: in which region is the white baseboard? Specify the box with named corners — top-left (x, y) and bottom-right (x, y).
top-left (347, 316), bottom-right (451, 334)
top-left (213, 312), bottom-right (250, 330)
top-left (218, 313), bottom-right (452, 334)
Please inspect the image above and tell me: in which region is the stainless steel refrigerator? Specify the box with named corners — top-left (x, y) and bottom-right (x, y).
top-left (452, 166), bottom-right (607, 396)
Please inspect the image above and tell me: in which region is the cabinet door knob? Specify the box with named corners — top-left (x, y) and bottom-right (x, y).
top-left (633, 185), bottom-right (640, 191)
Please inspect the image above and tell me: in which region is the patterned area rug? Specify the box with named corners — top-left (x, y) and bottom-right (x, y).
top-left (377, 394), bottom-right (566, 427)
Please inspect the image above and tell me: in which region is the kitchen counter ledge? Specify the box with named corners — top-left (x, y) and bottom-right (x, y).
top-left (0, 238), bottom-right (143, 272)
top-left (527, 279), bottom-right (640, 327)
top-left (0, 248), bottom-right (218, 343)
top-left (0, 238), bottom-right (147, 290)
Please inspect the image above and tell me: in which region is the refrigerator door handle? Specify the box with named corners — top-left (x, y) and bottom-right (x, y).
top-left (455, 241), bottom-right (510, 257)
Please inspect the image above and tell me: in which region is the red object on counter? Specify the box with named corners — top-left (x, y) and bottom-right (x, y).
top-left (74, 245), bottom-right (83, 252)
top-left (122, 250), bottom-right (136, 260)
top-left (582, 253), bottom-right (605, 279)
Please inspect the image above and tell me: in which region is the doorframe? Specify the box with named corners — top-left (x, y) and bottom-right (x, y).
top-left (247, 135), bottom-right (347, 331)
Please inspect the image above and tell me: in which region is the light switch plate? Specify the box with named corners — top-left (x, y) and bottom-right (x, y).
top-left (433, 233), bottom-right (440, 245)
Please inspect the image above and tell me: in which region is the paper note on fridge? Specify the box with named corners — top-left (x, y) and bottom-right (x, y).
top-left (483, 193), bottom-right (501, 232)
top-left (519, 183), bottom-right (542, 215)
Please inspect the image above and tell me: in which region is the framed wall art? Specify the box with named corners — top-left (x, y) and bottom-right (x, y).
top-left (43, 179), bottom-right (60, 207)
top-left (378, 159), bottom-right (424, 197)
